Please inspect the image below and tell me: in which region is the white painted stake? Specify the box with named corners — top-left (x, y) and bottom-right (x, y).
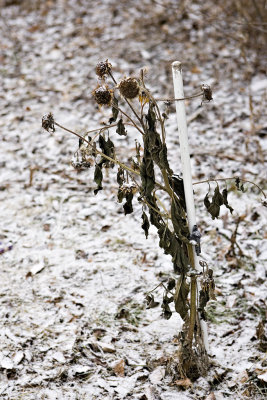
top-left (172, 61), bottom-right (209, 353)
top-left (172, 61), bottom-right (199, 269)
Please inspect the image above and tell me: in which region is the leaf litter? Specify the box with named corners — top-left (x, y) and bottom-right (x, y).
top-left (0, 0), bottom-right (266, 399)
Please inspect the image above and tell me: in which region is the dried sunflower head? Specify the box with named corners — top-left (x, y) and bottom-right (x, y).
top-left (42, 112), bottom-right (55, 133)
top-left (118, 77), bottom-right (140, 99)
top-left (92, 85), bottom-right (113, 106)
top-left (95, 60), bottom-right (112, 78)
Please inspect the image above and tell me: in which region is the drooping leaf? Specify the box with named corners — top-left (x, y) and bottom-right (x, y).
top-left (144, 103), bottom-right (172, 175)
top-left (94, 164), bottom-right (103, 195)
top-left (140, 150), bottom-right (155, 199)
top-left (167, 278), bottom-right (176, 291)
top-left (204, 193), bottom-right (211, 210)
top-left (205, 185), bottom-right (224, 219)
top-left (146, 294), bottom-right (159, 309)
top-left (171, 198), bottom-right (189, 242)
top-left (123, 190), bottom-right (133, 215)
top-left (141, 211), bottom-right (150, 239)
top-left (109, 96), bottom-right (119, 123)
top-left (235, 177), bottom-right (246, 192)
top-left (198, 289), bottom-right (209, 320)
top-left (174, 275), bottom-right (190, 320)
top-left (157, 224), bottom-right (189, 274)
top-left (222, 188), bottom-right (234, 214)
top-left (161, 293), bottom-right (173, 320)
top-left (99, 134), bottom-right (115, 166)
top-left (170, 175), bottom-right (186, 210)
top-left (117, 188), bottom-right (124, 203)
top-left (146, 102), bottom-right (157, 131)
top-left (116, 118), bottom-right (127, 136)
top-left (159, 143), bottom-right (173, 175)
top-left (117, 167), bottom-right (125, 187)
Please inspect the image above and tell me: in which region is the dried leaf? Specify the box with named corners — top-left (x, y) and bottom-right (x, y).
top-left (170, 175), bottom-right (186, 210)
top-left (174, 275), bottom-right (189, 320)
top-left (173, 377), bottom-right (192, 388)
top-left (141, 211), bottom-right (150, 238)
top-left (161, 293), bottom-right (173, 320)
top-left (99, 134), bottom-right (115, 166)
top-left (116, 118), bottom-right (127, 136)
top-left (222, 188), bottom-right (234, 214)
top-left (94, 164), bottom-right (103, 194)
top-left (113, 359), bottom-right (125, 377)
top-left (167, 278), bottom-right (176, 291)
top-left (140, 151), bottom-right (155, 199)
top-left (123, 190), bottom-right (134, 215)
top-left (117, 188), bottom-right (124, 203)
top-left (205, 185), bottom-right (224, 219)
top-left (146, 294), bottom-right (160, 309)
top-left (117, 167), bottom-right (125, 186)
top-left (205, 393), bottom-right (216, 400)
top-left (109, 96), bottom-right (119, 123)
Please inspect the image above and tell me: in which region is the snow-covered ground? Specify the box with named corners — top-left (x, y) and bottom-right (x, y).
top-left (0, 1), bottom-right (266, 399)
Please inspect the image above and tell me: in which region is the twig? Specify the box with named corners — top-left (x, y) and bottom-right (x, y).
top-left (193, 177), bottom-right (266, 198)
top-left (54, 121), bottom-right (169, 196)
top-left (155, 91), bottom-right (204, 102)
top-left (54, 122), bottom-right (139, 177)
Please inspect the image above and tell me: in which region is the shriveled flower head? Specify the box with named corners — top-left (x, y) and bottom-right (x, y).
top-left (118, 77), bottom-right (140, 99)
top-left (95, 60), bottom-right (112, 79)
top-left (92, 85), bottom-right (113, 106)
top-left (42, 112), bottom-right (55, 133)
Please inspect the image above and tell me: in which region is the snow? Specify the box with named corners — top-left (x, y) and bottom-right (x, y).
top-left (0, 0), bottom-right (266, 399)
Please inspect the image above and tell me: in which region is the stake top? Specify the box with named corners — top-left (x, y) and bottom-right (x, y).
top-left (172, 61), bottom-right (182, 71)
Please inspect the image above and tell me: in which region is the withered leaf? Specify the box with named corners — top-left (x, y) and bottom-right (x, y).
top-left (167, 278), bottom-right (176, 291)
top-left (113, 359), bottom-right (125, 377)
top-left (117, 188), bottom-right (124, 203)
top-left (146, 294), bottom-right (159, 309)
top-left (171, 198), bottom-right (189, 242)
top-left (222, 188), bottom-right (234, 214)
top-left (198, 289), bottom-right (210, 320)
top-left (204, 193), bottom-right (211, 210)
top-left (140, 151), bottom-right (155, 199)
top-left (117, 167), bottom-right (124, 187)
top-left (161, 293), bottom-right (173, 320)
top-left (123, 190), bottom-right (133, 215)
top-left (99, 134), bottom-right (115, 166)
top-left (159, 143), bottom-right (173, 175)
top-left (94, 164), bottom-right (103, 195)
top-left (170, 175), bottom-right (186, 210)
top-left (109, 96), bottom-right (119, 123)
top-left (205, 185), bottom-right (224, 219)
top-left (141, 211), bottom-right (150, 238)
top-left (174, 275), bottom-right (189, 320)
top-left (116, 118), bottom-right (127, 136)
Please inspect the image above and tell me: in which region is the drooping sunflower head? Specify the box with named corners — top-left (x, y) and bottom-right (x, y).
top-left (118, 77), bottom-right (140, 99)
top-left (92, 85), bottom-right (113, 106)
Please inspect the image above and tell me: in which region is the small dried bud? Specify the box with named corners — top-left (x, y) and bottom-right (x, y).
top-left (201, 84), bottom-right (213, 101)
top-left (42, 112), bottom-right (55, 133)
top-left (95, 59), bottom-right (112, 78)
top-left (118, 77), bottom-right (140, 99)
top-left (92, 85), bottom-right (113, 105)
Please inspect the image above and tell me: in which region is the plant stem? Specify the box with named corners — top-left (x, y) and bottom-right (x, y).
top-left (54, 122), bottom-right (139, 176)
top-left (55, 120), bottom-right (170, 195)
top-left (155, 91), bottom-right (204, 102)
top-left (193, 177), bottom-right (266, 198)
top-left (188, 274), bottom-right (197, 344)
top-left (110, 102), bottom-right (144, 135)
